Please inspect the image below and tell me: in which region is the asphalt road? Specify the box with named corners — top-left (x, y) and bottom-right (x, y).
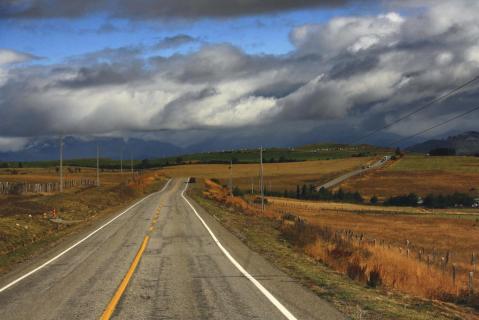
top-left (0, 178), bottom-right (343, 320)
top-left (316, 157), bottom-right (390, 190)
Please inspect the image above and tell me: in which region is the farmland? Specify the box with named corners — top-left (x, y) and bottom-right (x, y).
top-left (339, 155), bottom-right (479, 199)
top-left (4, 143), bottom-right (389, 169)
top-left (163, 157), bottom-right (378, 192)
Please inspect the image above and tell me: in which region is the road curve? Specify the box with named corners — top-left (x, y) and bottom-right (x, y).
top-left (0, 178), bottom-right (343, 320)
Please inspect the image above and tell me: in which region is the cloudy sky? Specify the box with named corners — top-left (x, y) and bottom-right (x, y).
top-left (0, 0), bottom-right (479, 152)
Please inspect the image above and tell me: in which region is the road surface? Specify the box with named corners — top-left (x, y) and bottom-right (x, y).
top-left (316, 157), bottom-right (390, 190)
top-left (0, 178), bottom-right (343, 320)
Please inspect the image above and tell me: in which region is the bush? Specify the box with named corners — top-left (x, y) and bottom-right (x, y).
top-left (423, 192), bottom-right (474, 208)
top-left (385, 193), bottom-right (419, 207)
top-left (232, 186), bottom-right (243, 196)
top-left (347, 258), bottom-right (367, 282)
top-left (367, 266), bottom-right (382, 288)
top-left (253, 197), bottom-right (268, 205)
top-left (370, 195), bottom-right (378, 204)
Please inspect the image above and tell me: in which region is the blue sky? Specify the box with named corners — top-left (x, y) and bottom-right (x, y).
top-left (0, 3), bottom-right (378, 63)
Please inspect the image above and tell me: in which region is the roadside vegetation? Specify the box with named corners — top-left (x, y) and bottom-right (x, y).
top-left (190, 179), bottom-right (478, 319)
top-left (0, 169), bottom-right (167, 274)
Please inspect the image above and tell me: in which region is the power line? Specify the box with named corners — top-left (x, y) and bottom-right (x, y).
top-left (351, 74), bottom-right (479, 144)
top-left (388, 104), bottom-right (479, 147)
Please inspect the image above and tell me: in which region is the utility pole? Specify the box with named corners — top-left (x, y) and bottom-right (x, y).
top-left (96, 144), bottom-right (100, 187)
top-left (120, 149), bottom-right (123, 174)
top-left (59, 136), bottom-right (63, 192)
top-left (260, 146), bottom-right (264, 212)
top-left (130, 152), bottom-right (134, 176)
top-left (229, 160), bottom-right (233, 195)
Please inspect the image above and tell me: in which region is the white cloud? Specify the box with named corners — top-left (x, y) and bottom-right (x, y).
top-left (0, 49), bottom-right (37, 65)
top-left (1, 0), bottom-right (479, 147)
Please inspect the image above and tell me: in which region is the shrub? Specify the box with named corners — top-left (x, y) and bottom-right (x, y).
top-left (347, 258), bottom-right (367, 282)
top-left (367, 266), bottom-right (382, 288)
top-left (384, 193), bottom-right (419, 206)
top-left (232, 186), bottom-right (243, 196)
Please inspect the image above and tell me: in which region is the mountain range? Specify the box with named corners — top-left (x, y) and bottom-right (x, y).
top-left (406, 131), bottom-right (479, 155)
top-left (0, 137), bottom-right (184, 162)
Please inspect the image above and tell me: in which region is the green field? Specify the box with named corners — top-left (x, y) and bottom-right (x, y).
top-left (387, 155), bottom-right (479, 173)
top-left (5, 143), bottom-right (390, 169)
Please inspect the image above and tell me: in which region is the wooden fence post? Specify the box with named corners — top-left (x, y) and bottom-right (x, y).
top-left (468, 272), bottom-right (474, 295)
top-left (472, 252), bottom-right (477, 273)
top-left (452, 264), bottom-right (456, 287)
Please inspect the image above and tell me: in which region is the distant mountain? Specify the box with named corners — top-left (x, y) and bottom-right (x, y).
top-left (0, 137), bottom-right (184, 162)
top-left (406, 131), bottom-right (479, 155)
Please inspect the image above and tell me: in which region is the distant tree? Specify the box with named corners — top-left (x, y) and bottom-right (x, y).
top-left (336, 188), bottom-right (345, 201)
top-left (301, 184), bottom-right (307, 198)
top-left (232, 186), bottom-right (243, 196)
top-left (385, 193), bottom-right (419, 207)
top-left (175, 157), bottom-right (183, 164)
top-left (18, 162), bottom-right (23, 168)
top-left (353, 192), bottom-right (364, 203)
top-left (429, 148), bottom-right (456, 156)
top-left (141, 159), bottom-right (151, 169)
top-left (395, 147), bottom-right (402, 157)
top-left (296, 185), bottom-right (300, 199)
top-left (231, 157), bottom-right (239, 164)
top-left (370, 195), bottom-right (378, 204)
top-left (279, 156), bottom-right (286, 163)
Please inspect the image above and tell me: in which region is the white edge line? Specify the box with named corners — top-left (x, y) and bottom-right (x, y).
top-left (181, 178), bottom-right (298, 320)
top-left (0, 179), bottom-right (172, 293)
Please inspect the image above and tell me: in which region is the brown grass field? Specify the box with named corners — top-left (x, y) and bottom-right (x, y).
top-left (339, 155), bottom-right (479, 199)
top-left (163, 157), bottom-right (377, 192)
top-left (201, 179), bottom-right (479, 315)
top-left (0, 167), bottom-right (134, 186)
top-left (0, 168), bottom-right (167, 274)
top-left (268, 196), bottom-right (479, 310)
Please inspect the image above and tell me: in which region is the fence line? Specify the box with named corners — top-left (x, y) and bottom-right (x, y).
top-left (0, 179), bottom-right (96, 195)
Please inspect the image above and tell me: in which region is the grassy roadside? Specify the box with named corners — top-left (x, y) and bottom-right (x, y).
top-left (0, 173), bottom-right (168, 275)
top-left (188, 181), bottom-right (475, 319)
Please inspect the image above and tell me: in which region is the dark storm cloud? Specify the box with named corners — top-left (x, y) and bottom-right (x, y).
top-left (1, 1), bottom-right (479, 150)
top-left (0, 0), bottom-right (348, 19)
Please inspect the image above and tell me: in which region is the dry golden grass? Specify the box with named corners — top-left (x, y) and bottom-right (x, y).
top-left (305, 239), bottom-right (475, 303)
top-left (272, 198), bottom-right (479, 298)
top-left (269, 197), bottom-right (479, 264)
top-left (163, 157), bottom-right (376, 192)
top-left (0, 167), bottom-right (142, 188)
top-left (204, 180), bottom-right (479, 313)
top-left (339, 156), bottom-right (479, 199)
top-left (269, 197), bottom-right (479, 216)
top-left (0, 169), bottom-right (167, 273)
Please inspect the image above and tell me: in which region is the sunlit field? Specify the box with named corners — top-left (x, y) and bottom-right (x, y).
top-left (339, 155), bottom-right (479, 199)
top-left (202, 179), bottom-right (479, 314)
top-left (163, 157), bottom-right (377, 192)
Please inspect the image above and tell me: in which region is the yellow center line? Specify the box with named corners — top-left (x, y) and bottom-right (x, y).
top-left (100, 201), bottom-right (164, 319)
top-left (100, 236), bottom-right (150, 320)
